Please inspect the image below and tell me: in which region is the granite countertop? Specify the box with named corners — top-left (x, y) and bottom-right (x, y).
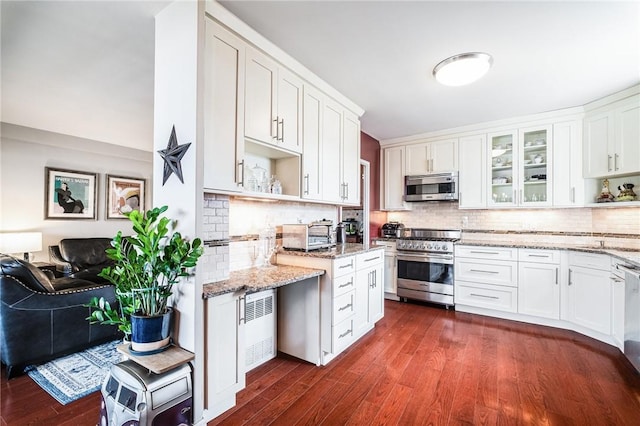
top-left (458, 239), bottom-right (640, 268)
top-left (203, 264), bottom-right (325, 298)
top-left (277, 243), bottom-right (384, 259)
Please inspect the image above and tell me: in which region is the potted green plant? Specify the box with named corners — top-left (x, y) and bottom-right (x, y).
top-left (87, 205), bottom-right (203, 353)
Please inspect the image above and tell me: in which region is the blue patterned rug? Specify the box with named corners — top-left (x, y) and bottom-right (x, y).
top-left (26, 340), bottom-right (123, 405)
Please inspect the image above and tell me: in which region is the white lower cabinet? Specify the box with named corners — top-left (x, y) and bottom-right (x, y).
top-left (454, 245), bottom-right (518, 313)
top-left (518, 249), bottom-right (560, 320)
top-left (205, 290), bottom-right (245, 418)
top-left (277, 249), bottom-right (384, 365)
top-left (566, 255), bottom-right (612, 336)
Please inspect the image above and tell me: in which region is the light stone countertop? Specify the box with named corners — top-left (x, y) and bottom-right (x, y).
top-left (276, 243), bottom-right (384, 259)
top-left (202, 264), bottom-right (325, 299)
top-left (458, 239), bottom-right (640, 269)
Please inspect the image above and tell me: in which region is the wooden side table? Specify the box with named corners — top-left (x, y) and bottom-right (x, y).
top-left (116, 343), bottom-right (194, 374)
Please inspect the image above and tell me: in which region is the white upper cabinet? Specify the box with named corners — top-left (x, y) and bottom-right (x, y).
top-left (488, 125), bottom-right (552, 208)
top-left (381, 146), bottom-right (408, 210)
top-left (245, 46), bottom-right (302, 154)
top-left (301, 84), bottom-right (323, 201)
top-left (405, 139), bottom-right (458, 175)
top-left (584, 94), bottom-right (640, 178)
top-left (321, 98), bottom-right (343, 203)
top-left (203, 19), bottom-right (245, 193)
top-left (458, 134), bottom-right (487, 209)
top-left (342, 109), bottom-right (361, 205)
top-left (553, 120), bottom-right (585, 207)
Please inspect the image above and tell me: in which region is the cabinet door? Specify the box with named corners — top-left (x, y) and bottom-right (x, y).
top-left (458, 134), bottom-right (487, 208)
top-left (612, 275), bottom-right (625, 350)
top-left (245, 47), bottom-right (276, 144)
top-left (383, 253), bottom-right (397, 295)
top-left (203, 20), bottom-right (245, 192)
top-left (342, 110), bottom-right (361, 204)
top-left (553, 120), bottom-right (583, 206)
top-left (382, 146), bottom-right (407, 210)
top-left (430, 139), bottom-right (458, 172)
top-left (354, 267), bottom-right (370, 338)
top-left (369, 263), bottom-right (384, 323)
top-left (488, 130), bottom-right (518, 207)
top-left (206, 291), bottom-right (245, 409)
top-left (583, 109), bottom-right (614, 178)
top-left (405, 143), bottom-right (430, 175)
top-left (519, 125), bottom-right (552, 206)
top-left (518, 262), bottom-right (560, 319)
top-left (276, 68), bottom-right (303, 153)
top-left (302, 85), bottom-right (323, 200)
top-left (321, 99), bottom-right (343, 202)
top-left (614, 97), bottom-right (640, 175)
top-left (567, 266), bottom-right (612, 335)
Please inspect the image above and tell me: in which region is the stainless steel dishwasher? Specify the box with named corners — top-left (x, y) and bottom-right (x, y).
top-left (621, 264), bottom-right (640, 373)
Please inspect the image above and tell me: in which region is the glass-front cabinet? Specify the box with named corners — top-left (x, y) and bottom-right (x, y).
top-left (519, 125), bottom-right (551, 206)
top-left (488, 125), bottom-right (552, 208)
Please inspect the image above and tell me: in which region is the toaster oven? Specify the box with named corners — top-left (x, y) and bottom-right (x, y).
top-left (282, 221), bottom-right (335, 251)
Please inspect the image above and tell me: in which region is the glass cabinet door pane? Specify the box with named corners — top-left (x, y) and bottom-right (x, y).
top-left (521, 127), bottom-right (550, 205)
top-left (490, 132), bottom-right (516, 205)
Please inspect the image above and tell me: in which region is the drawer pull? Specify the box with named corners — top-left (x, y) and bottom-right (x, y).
top-left (470, 251), bottom-right (500, 255)
top-left (527, 254), bottom-right (550, 258)
top-left (338, 303), bottom-right (353, 312)
top-left (338, 280), bottom-right (353, 288)
top-left (364, 256), bottom-right (379, 262)
top-left (470, 293), bottom-right (499, 300)
top-left (470, 269), bottom-right (499, 274)
top-left (339, 261), bottom-right (354, 269)
top-left (338, 329), bottom-right (352, 339)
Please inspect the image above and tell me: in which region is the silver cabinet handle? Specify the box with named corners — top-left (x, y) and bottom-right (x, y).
top-left (568, 268), bottom-right (572, 286)
top-left (469, 251), bottom-right (500, 255)
top-left (338, 279), bottom-right (353, 288)
top-left (238, 159), bottom-right (245, 186)
top-left (238, 295), bottom-right (246, 325)
top-left (608, 155), bottom-right (612, 172)
top-left (470, 269), bottom-right (499, 274)
top-left (615, 153), bottom-right (619, 171)
top-left (364, 256), bottom-right (379, 263)
top-left (338, 303), bottom-right (353, 312)
top-left (571, 187), bottom-right (576, 203)
top-left (272, 118), bottom-right (278, 140)
top-left (278, 118), bottom-right (284, 141)
top-left (527, 254), bottom-right (550, 258)
top-left (304, 174), bottom-right (310, 195)
top-left (338, 329), bottom-right (352, 339)
top-left (555, 267), bottom-right (559, 285)
top-left (470, 293), bottom-right (499, 300)
top-left (338, 260), bottom-right (354, 269)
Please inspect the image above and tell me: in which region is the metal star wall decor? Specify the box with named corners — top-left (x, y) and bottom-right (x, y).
top-left (158, 125), bottom-right (191, 185)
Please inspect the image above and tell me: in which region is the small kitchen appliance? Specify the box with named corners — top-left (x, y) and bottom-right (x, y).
top-left (381, 222), bottom-right (404, 238)
top-left (282, 220), bottom-right (335, 251)
top-left (396, 228), bottom-right (461, 308)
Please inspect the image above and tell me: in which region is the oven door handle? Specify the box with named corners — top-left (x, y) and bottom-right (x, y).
top-left (397, 253), bottom-right (454, 264)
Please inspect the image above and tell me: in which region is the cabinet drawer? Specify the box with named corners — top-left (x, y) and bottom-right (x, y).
top-left (455, 245), bottom-right (517, 261)
top-left (333, 290), bottom-right (355, 325)
top-left (333, 318), bottom-right (355, 354)
top-left (569, 251), bottom-right (610, 271)
top-left (455, 258), bottom-right (518, 287)
top-left (333, 255), bottom-right (356, 277)
top-left (356, 250), bottom-right (384, 270)
top-left (334, 273), bottom-right (356, 296)
top-left (455, 281), bottom-right (518, 313)
top-left (518, 248), bottom-right (560, 264)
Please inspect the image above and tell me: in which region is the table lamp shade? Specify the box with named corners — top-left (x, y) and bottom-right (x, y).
top-left (0, 232), bottom-right (43, 260)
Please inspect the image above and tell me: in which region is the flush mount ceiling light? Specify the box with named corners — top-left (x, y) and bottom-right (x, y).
top-left (433, 52), bottom-right (493, 86)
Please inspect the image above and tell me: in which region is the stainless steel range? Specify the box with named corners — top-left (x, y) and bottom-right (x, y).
top-left (396, 229), bottom-right (461, 308)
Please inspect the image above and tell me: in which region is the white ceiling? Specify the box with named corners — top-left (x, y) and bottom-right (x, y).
top-left (1, 1), bottom-right (639, 151)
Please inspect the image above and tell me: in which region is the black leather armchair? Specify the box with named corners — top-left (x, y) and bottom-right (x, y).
top-left (0, 254), bottom-right (120, 378)
top-left (49, 237), bottom-right (114, 283)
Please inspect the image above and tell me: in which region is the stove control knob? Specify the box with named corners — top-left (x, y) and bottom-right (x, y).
top-left (434, 244), bottom-right (441, 251)
top-left (426, 243), bottom-right (433, 250)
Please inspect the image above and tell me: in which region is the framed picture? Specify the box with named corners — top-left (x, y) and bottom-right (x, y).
top-left (45, 167), bottom-right (97, 220)
top-left (106, 174), bottom-right (145, 219)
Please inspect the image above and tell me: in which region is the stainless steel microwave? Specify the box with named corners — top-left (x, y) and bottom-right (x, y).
top-left (404, 172), bottom-right (459, 202)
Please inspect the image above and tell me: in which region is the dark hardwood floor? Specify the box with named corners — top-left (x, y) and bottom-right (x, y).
top-left (3, 300), bottom-right (640, 425)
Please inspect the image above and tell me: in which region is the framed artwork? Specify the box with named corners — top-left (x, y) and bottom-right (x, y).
top-left (106, 174), bottom-right (145, 219)
top-left (45, 167), bottom-right (97, 220)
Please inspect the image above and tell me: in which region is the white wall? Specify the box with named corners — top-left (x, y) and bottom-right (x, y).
top-left (0, 122), bottom-right (152, 261)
